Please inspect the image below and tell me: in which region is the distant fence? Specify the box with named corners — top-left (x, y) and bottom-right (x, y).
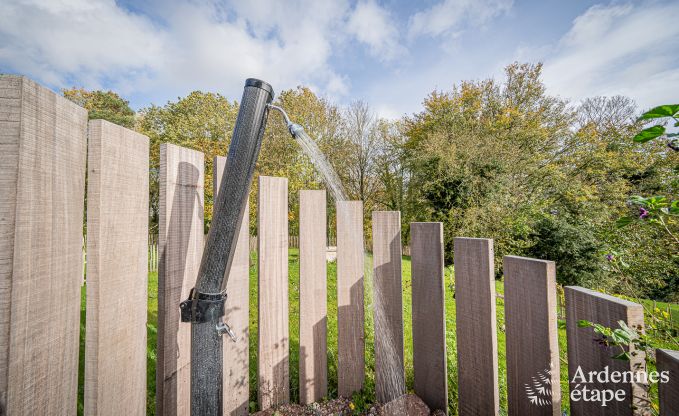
top-left (2, 75), bottom-right (678, 416)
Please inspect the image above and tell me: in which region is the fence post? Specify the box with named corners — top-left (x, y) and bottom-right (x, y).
top-left (411, 222), bottom-right (448, 413)
top-left (257, 176), bottom-right (289, 410)
top-left (657, 349), bottom-right (679, 415)
top-left (454, 237), bottom-right (499, 415)
top-left (337, 201), bottom-right (365, 397)
top-left (0, 75), bottom-right (87, 415)
top-left (299, 190), bottom-right (328, 404)
top-left (372, 211), bottom-right (405, 403)
top-left (504, 256), bottom-right (560, 416)
top-left (85, 120), bottom-right (149, 415)
top-left (565, 287), bottom-right (647, 415)
top-left (157, 143), bottom-right (205, 416)
top-left (214, 156), bottom-right (250, 416)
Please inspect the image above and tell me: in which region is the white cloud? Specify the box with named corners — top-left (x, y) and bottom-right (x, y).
top-left (347, 0), bottom-right (404, 61)
top-left (408, 0), bottom-right (513, 39)
top-left (0, 0), bottom-right (374, 102)
top-left (534, 2), bottom-right (679, 110)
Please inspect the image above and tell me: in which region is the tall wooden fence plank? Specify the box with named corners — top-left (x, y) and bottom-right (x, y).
top-left (257, 176), bottom-right (289, 410)
top-left (0, 76), bottom-right (87, 415)
top-left (504, 256), bottom-right (560, 416)
top-left (85, 120), bottom-right (149, 416)
top-left (299, 190), bottom-right (328, 404)
top-left (372, 211), bottom-right (405, 403)
top-left (158, 143), bottom-right (205, 416)
top-left (454, 237), bottom-right (499, 415)
top-left (411, 223), bottom-right (448, 413)
top-left (658, 349), bottom-right (679, 415)
top-left (214, 156), bottom-right (250, 416)
top-left (565, 286), bottom-right (647, 415)
top-left (337, 201), bottom-right (365, 397)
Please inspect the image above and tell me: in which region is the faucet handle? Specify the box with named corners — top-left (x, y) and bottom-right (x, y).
top-left (216, 321), bottom-right (238, 342)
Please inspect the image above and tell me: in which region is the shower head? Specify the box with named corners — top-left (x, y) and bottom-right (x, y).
top-left (267, 103), bottom-right (304, 138)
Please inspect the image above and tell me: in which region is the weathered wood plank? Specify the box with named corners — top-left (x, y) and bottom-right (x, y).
top-left (0, 76), bottom-right (87, 415)
top-left (158, 143), bottom-right (205, 416)
top-left (371, 211), bottom-right (405, 404)
top-left (411, 222), bottom-right (448, 413)
top-left (336, 201), bottom-right (365, 397)
top-left (657, 349), bottom-right (679, 415)
top-left (454, 237), bottom-right (499, 415)
top-left (214, 156), bottom-right (250, 416)
top-left (565, 286), bottom-right (647, 415)
top-left (504, 256), bottom-right (560, 416)
top-left (299, 190), bottom-right (328, 404)
top-left (257, 176), bottom-right (289, 410)
top-left (85, 120), bottom-right (149, 416)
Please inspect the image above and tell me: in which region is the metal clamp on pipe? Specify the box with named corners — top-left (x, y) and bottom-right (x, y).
top-left (180, 288), bottom-right (226, 323)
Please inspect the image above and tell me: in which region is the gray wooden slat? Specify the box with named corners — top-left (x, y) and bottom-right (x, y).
top-left (371, 211), bottom-right (405, 404)
top-left (565, 286), bottom-right (647, 415)
top-left (214, 156), bottom-right (250, 416)
top-left (0, 76), bottom-right (87, 415)
top-left (658, 349), bottom-right (679, 415)
top-left (504, 256), bottom-right (560, 416)
top-left (411, 222), bottom-right (448, 413)
top-left (454, 237), bottom-right (499, 415)
top-left (336, 201), bottom-right (365, 397)
top-left (299, 190), bottom-right (328, 404)
top-left (85, 120), bottom-right (149, 416)
top-left (158, 143), bottom-right (205, 416)
top-left (257, 176), bottom-right (289, 410)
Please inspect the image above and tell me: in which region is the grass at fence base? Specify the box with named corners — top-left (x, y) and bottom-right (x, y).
top-left (77, 248), bottom-right (678, 415)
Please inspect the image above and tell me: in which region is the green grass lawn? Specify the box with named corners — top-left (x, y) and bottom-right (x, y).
top-left (77, 249), bottom-right (678, 415)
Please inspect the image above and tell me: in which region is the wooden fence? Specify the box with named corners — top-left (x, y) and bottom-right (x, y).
top-left (2, 75), bottom-right (679, 416)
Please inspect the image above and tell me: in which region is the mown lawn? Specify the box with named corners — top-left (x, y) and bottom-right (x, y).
top-left (78, 249), bottom-right (678, 415)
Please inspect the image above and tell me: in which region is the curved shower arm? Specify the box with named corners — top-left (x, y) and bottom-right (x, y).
top-left (267, 103), bottom-right (304, 137)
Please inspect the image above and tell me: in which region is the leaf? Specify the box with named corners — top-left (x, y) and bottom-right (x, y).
top-left (616, 216), bottom-right (634, 228)
top-left (577, 320), bottom-right (593, 328)
top-left (633, 125), bottom-right (665, 143)
top-left (611, 352), bottom-right (631, 361)
top-left (638, 104), bottom-right (679, 120)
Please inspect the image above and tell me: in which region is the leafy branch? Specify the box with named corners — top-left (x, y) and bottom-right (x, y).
top-left (632, 104), bottom-right (679, 150)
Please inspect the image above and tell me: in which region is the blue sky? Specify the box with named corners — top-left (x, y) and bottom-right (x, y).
top-left (1, 0), bottom-right (678, 118)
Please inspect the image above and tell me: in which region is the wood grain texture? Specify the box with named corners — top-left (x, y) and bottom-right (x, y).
top-left (257, 176), bottom-right (289, 410)
top-left (214, 156), bottom-right (250, 416)
top-left (85, 120), bottom-right (149, 416)
top-left (453, 237), bottom-right (499, 416)
top-left (0, 76), bottom-right (87, 416)
top-left (158, 143), bottom-right (205, 416)
top-left (657, 349), bottom-right (679, 415)
top-left (299, 190), bottom-right (328, 404)
top-left (336, 201), bottom-right (365, 397)
top-left (410, 223), bottom-right (448, 413)
top-left (504, 256), bottom-right (560, 416)
top-left (371, 211), bottom-right (405, 404)
top-left (565, 286), bottom-right (647, 415)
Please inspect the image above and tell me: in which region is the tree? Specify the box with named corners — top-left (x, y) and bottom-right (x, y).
top-left (62, 88), bottom-right (135, 128)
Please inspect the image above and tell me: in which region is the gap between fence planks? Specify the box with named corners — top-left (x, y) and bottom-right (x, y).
top-left (337, 201), bottom-right (365, 397)
top-left (85, 120), bottom-right (149, 416)
top-left (565, 286), bottom-right (647, 416)
top-left (0, 75), bottom-right (87, 415)
top-left (371, 211), bottom-right (405, 404)
top-left (214, 156), bottom-right (250, 416)
top-left (258, 176), bottom-right (290, 410)
top-left (657, 349), bottom-right (679, 415)
top-left (157, 143), bottom-right (205, 416)
top-left (410, 222), bottom-right (448, 413)
top-left (454, 237), bottom-right (499, 416)
top-left (299, 190), bottom-right (328, 404)
top-left (504, 256), bottom-right (560, 416)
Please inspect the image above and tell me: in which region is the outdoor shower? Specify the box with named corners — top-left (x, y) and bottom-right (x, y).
top-left (180, 77), bottom-right (348, 415)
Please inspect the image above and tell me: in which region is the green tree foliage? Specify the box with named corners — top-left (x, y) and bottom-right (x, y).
top-left (62, 88), bottom-right (135, 128)
top-left (136, 92), bottom-right (239, 232)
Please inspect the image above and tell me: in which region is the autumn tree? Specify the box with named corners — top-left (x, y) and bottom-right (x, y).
top-left (62, 88), bottom-right (135, 128)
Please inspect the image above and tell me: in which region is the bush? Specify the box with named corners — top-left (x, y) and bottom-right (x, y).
top-left (528, 215), bottom-right (605, 287)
